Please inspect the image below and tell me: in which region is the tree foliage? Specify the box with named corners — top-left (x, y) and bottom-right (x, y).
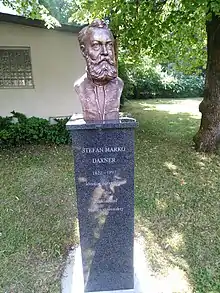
top-left (38, 0), bottom-right (77, 24)
top-left (2, 0), bottom-right (79, 26)
top-left (2, 0), bottom-right (61, 27)
top-left (1, 0), bottom-right (210, 72)
top-left (71, 0), bottom-right (214, 73)
top-left (2, 0), bottom-right (220, 72)
top-left (119, 55), bottom-right (204, 103)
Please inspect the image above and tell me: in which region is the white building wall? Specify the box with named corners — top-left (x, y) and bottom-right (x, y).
top-left (0, 21), bottom-right (85, 118)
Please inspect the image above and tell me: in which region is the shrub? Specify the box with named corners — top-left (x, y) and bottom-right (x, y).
top-left (118, 55), bottom-right (205, 100)
top-left (0, 112), bottom-right (70, 147)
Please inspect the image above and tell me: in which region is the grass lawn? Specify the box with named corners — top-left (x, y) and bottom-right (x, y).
top-left (1, 98), bottom-right (220, 292)
top-left (0, 145), bottom-right (78, 292)
top-left (124, 99), bottom-right (220, 293)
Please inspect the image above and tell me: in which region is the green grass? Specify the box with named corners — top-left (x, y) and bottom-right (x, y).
top-left (124, 99), bottom-right (220, 293)
top-left (1, 98), bottom-right (220, 292)
top-left (0, 145), bottom-right (78, 293)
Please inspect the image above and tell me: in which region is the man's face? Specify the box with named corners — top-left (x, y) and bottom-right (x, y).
top-left (86, 27), bottom-right (115, 61)
top-left (83, 27), bottom-right (117, 83)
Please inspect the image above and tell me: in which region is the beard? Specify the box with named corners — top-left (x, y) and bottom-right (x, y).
top-left (86, 55), bottom-right (117, 83)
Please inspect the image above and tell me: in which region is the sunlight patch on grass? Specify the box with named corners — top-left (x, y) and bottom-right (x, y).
top-left (155, 198), bottom-right (168, 211)
top-left (164, 161), bottom-right (181, 177)
top-left (138, 98), bottom-right (202, 119)
top-left (164, 161), bottom-right (178, 171)
top-left (136, 227), bottom-right (192, 293)
top-left (165, 231), bottom-right (185, 252)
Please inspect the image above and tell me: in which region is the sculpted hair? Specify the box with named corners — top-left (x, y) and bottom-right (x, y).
top-left (78, 19), bottom-right (113, 47)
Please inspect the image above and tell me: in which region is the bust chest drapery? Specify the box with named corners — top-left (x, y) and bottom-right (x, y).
top-left (74, 74), bottom-right (124, 122)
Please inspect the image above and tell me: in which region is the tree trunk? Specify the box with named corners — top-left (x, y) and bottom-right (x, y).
top-left (194, 13), bottom-right (220, 152)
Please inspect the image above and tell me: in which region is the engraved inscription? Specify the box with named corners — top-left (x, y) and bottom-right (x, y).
top-left (80, 144), bottom-right (127, 213)
top-left (82, 147), bottom-right (104, 153)
top-left (82, 146), bottom-right (126, 153)
top-left (88, 207), bottom-right (123, 212)
top-left (105, 146), bottom-right (125, 152)
top-left (92, 157), bottom-right (116, 164)
top-left (92, 170), bottom-right (117, 176)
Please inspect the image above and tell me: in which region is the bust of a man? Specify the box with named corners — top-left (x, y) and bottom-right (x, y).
top-left (74, 19), bottom-right (124, 122)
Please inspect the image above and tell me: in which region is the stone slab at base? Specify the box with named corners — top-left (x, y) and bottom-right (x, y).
top-left (61, 239), bottom-right (157, 293)
top-left (87, 290), bottom-right (135, 293)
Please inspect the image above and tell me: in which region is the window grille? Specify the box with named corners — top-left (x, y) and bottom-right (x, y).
top-left (0, 47), bottom-right (34, 88)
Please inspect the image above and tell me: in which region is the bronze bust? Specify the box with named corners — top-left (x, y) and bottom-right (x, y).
top-left (74, 19), bottom-right (124, 122)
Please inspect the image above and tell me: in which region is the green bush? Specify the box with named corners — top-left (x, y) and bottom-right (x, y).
top-left (134, 72), bottom-right (204, 99)
top-left (118, 55), bottom-right (205, 100)
top-left (0, 112), bottom-right (70, 147)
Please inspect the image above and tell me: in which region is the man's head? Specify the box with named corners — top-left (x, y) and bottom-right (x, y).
top-left (78, 19), bottom-right (117, 83)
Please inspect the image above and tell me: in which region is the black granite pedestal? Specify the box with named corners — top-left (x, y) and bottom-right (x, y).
top-left (66, 116), bottom-right (137, 292)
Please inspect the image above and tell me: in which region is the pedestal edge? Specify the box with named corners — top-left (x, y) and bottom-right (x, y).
top-left (66, 114), bottom-right (138, 130)
top-left (85, 289), bottom-right (135, 293)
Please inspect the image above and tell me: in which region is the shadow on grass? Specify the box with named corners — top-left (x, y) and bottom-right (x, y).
top-left (124, 102), bottom-right (220, 293)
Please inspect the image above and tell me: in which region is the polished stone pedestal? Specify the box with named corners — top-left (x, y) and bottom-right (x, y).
top-left (66, 116), bottom-right (137, 292)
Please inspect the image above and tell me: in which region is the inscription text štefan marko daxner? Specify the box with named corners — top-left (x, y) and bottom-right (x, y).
top-left (79, 145), bottom-right (127, 213)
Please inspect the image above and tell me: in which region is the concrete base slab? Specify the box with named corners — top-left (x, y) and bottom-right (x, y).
top-left (86, 290), bottom-right (134, 293)
top-left (61, 238), bottom-right (158, 293)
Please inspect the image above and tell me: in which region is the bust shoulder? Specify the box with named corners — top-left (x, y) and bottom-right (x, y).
top-left (115, 77), bottom-right (124, 94)
top-left (74, 74), bottom-right (89, 94)
top-left (117, 76), bottom-right (124, 87)
top-left (108, 76), bottom-right (124, 89)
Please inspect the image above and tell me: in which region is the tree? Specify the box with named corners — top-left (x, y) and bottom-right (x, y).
top-left (71, 0), bottom-right (220, 153)
top-left (2, 0), bottom-right (78, 25)
top-left (2, 0), bottom-right (61, 28)
top-left (38, 0), bottom-right (77, 24)
top-left (3, 0), bottom-right (220, 152)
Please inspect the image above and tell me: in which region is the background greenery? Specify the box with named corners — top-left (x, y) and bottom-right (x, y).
top-left (118, 55), bottom-right (205, 105)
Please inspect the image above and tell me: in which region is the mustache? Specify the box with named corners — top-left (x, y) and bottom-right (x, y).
top-left (86, 55), bottom-right (115, 66)
top-left (89, 66), bottom-right (117, 78)
top-left (87, 59), bottom-right (117, 81)
top-left (97, 58), bottom-right (115, 66)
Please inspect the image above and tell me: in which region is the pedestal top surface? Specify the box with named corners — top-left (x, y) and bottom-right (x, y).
top-left (66, 114), bottom-right (138, 130)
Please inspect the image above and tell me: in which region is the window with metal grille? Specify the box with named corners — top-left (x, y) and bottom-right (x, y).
top-left (0, 47), bottom-right (34, 88)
